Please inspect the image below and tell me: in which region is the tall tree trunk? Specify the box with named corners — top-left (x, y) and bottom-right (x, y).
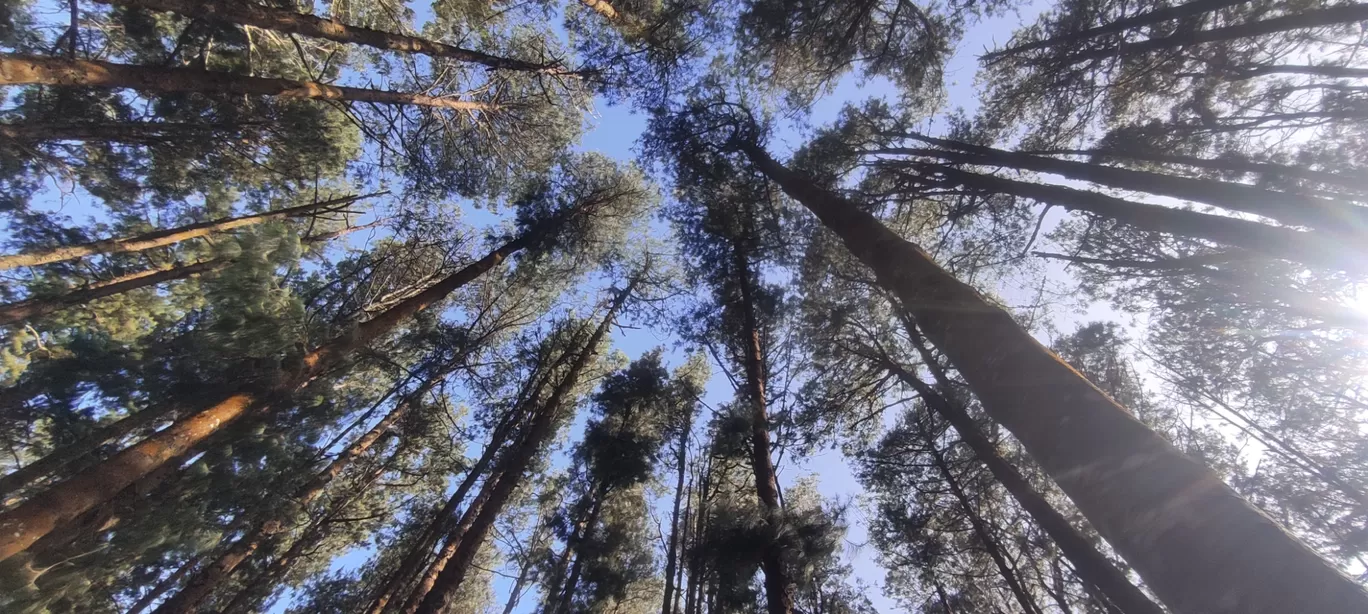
top-left (128, 554), bottom-right (202, 614)
top-left (661, 423), bottom-right (691, 614)
top-left (0, 259), bottom-right (228, 326)
top-left (0, 55), bottom-right (500, 112)
top-left (982, 0), bottom-right (1247, 63)
top-left (500, 554), bottom-right (536, 614)
top-left (1054, 3), bottom-right (1368, 65)
top-left (739, 140), bottom-right (1368, 614)
top-left (883, 357), bottom-right (1165, 614)
top-left (97, 0), bottom-right (574, 75)
top-left (923, 431), bottom-right (1043, 614)
top-left (411, 279), bottom-right (639, 614)
top-left (1225, 63), bottom-right (1368, 81)
top-left (1037, 147), bottom-right (1368, 195)
top-left (731, 244), bottom-right (795, 614)
top-left (150, 381), bottom-right (422, 614)
top-left (889, 134), bottom-right (1368, 233)
top-left (0, 208), bottom-right (569, 562)
top-left (0, 120), bottom-right (242, 144)
top-left (0, 192), bottom-right (374, 271)
top-left (0, 399), bottom-right (179, 498)
top-left (672, 475), bottom-right (692, 614)
top-left (552, 494), bottom-right (605, 614)
top-left (926, 164), bottom-right (1366, 274)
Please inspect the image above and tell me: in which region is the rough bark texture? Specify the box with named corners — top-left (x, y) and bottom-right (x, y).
top-left (930, 164), bottom-right (1365, 274)
top-left (886, 359), bottom-right (1165, 614)
top-left (0, 217), bottom-right (551, 561)
top-left (412, 280), bottom-right (638, 614)
top-left (0, 259), bottom-right (228, 325)
top-left (0, 192), bottom-right (371, 271)
top-left (98, 0), bottom-right (573, 75)
top-left (741, 140), bottom-right (1368, 614)
top-left (0, 55), bottom-right (497, 112)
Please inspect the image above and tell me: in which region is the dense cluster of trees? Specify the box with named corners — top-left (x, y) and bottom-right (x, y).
top-left (1, 0), bottom-right (1367, 612)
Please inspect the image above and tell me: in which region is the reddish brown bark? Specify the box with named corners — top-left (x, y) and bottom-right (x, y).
top-left (0, 55), bottom-right (498, 112)
top-left (740, 140), bottom-right (1368, 614)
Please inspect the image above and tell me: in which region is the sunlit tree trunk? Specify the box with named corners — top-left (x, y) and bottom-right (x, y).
top-left (0, 55), bottom-right (499, 112)
top-left (739, 140), bottom-right (1368, 614)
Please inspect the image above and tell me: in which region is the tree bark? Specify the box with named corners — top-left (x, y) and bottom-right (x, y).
top-left (412, 279), bottom-right (638, 614)
top-left (97, 0), bottom-right (576, 75)
top-left (982, 0), bottom-right (1246, 63)
top-left (1053, 3), bottom-right (1368, 65)
top-left (661, 422), bottom-right (691, 614)
top-left (552, 494), bottom-right (604, 614)
top-left (0, 210), bottom-right (564, 562)
top-left (1037, 147), bottom-right (1368, 195)
top-left (927, 164), bottom-right (1367, 274)
top-left (150, 383), bottom-right (421, 614)
top-left (889, 134), bottom-right (1368, 233)
top-left (1225, 63), bottom-right (1368, 81)
top-left (884, 358), bottom-right (1165, 614)
top-left (0, 192), bottom-right (374, 271)
top-left (731, 243), bottom-right (795, 614)
top-left (0, 120), bottom-right (240, 144)
top-left (739, 140), bottom-right (1368, 614)
top-left (128, 554), bottom-right (202, 614)
top-left (0, 55), bottom-right (499, 112)
top-left (0, 259), bottom-right (228, 326)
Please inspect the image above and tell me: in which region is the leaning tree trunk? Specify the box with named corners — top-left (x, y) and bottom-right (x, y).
top-left (150, 380), bottom-right (425, 614)
top-left (982, 0), bottom-right (1247, 63)
top-left (0, 259), bottom-right (229, 326)
top-left (0, 55), bottom-right (499, 112)
top-left (127, 554), bottom-right (202, 614)
top-left (731, 244), bottom-right (796, 614)
top-left (97, 0), bottom-right (573, 75)
top-left (412, 279), bottom-right (638, 614)
top-left (0, 192), bottom-right (374, 271)
top-left (884, 357), bottom-right (1165, 614)
top-left (0, 208), bottom-right (573, 562)
top-left (892, 134), bottom-right (1368, 233)
top-left (739, 140), bottom-right (1368, 614)
top-left (928, 164), bottom-right (1366, 275)
top-left (1037, 148), bottom-right (1368, 195)
top-left (0, 120), bottom-right (243, 144)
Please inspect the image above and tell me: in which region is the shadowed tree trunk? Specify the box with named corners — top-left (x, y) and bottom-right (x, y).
top-left (0, 55), bottom-right (500, 112)
top-left (0, 120), bottom-right (243, 144)
top-left (128, 554), bottom-right (202, 614)
top-left (0, 207), bottom-right (579, 562)
top-left (0, 192), bottom-right (376, 271)
top-left (738, 138), bottom-right (1368, 614)
top-left (97, 0), bottom-right (577, 75)
top-left (552, 493), bottom-right (605, 614)
top-left (411, 279), bottom-right (639, 614)
top-left (0, 259), bottom-right (228, 326)
top-left (661, 416), bottom-right (691, 614)
top-left (981, 0), bottom-right (1247, 63)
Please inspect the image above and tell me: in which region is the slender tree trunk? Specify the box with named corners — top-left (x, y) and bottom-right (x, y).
top-left (412, 279), bottom-right (638, 614)
top-left (927, 164), bottom-right (1366, 274)
top-left (1054, 3), bottom-right (1368, 65)
top-left (661, 423), bottom-right (691, 614)
top-left (0, 210), bottom-right (565, 562)
top-left (1226, 63), bottom-right (1368, 81)
top-left (0, 55), bottom-right (499, 112)
top-left (552, 495), bottom-right (604, 614)
top-left (0, 399), bottom-right (179, 498)
top-left (0, 120), bottom-right (241, 144)
top-left (0, 259), bottom-right (228, 326)
top-left (740, 140), bottom-right (1368, 614)
top-left (982, 0), bottom-right (1246, 63)
top-left (0, 192), bottom-right (374, 271)
top-left (889, 134), bottom-right (1368, 233)
top-left (1036, 148), bottom-right (1368, 195)
top-left (97, 0), bottom-right (574, 75)
top-left (672, 476), bottom-right (692, 614)
top-left (128, 554), bottom-right (202, 614)
top-left (150, 383), bottom-right (421, 614)
top-left (731, 244), bottom-right (795, 614)
top-left (884, 358), bottom-right (1165, 614)
top-left (924, 433), bottom-right (1043, 614)
top-left (500, 555), bottom-right (536, 614)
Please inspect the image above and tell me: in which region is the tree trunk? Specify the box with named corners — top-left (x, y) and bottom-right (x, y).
top-left (0, 55), bottom-right (499, 112)
top-left (0, 120), bottom-right (240, 144)
top-left (552, 495), bottom-right (604, 614)
top-left (924, 431), bottom-right (1043, 614)
top-left (927, 164), bottom-right (1366, 274)
top-left (98, 0), bottom-right (574, 75)
top-left (150, 383), bottom-right (420, 614)
top-left (1055, 3), bottom-right (1368, 65)
top-left (731, 244), bottom-right (795, 614)
top-left (1226, 63), bottom-right (1368, 81)
top-left (1038, 147), bottom-right (1368, 195)
top-left (0, 192), bottom-right (374, 271)
top-left (982, 0), bottom-right (1247, 63)
top-left (661, 423), bottom-right (691, 614)
top-left (0, 259), bottom-right (229, 326)
top-left (128, 554), bottom-right (202, 614)
top-left (0, 211), bottom-right (562, 562)
top-left (411, 279), bottom-right (639, 614)
top-left (500, 554), bottom-right (536, 614)
top-left (0, 399), bottom-right (179, 498)
top-left (884, 358), bottom-right (1165, 614)
top-left (740, 140), bottom-right (1368, 614)
top-left (891, 134), bottom-right (1368, 233)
